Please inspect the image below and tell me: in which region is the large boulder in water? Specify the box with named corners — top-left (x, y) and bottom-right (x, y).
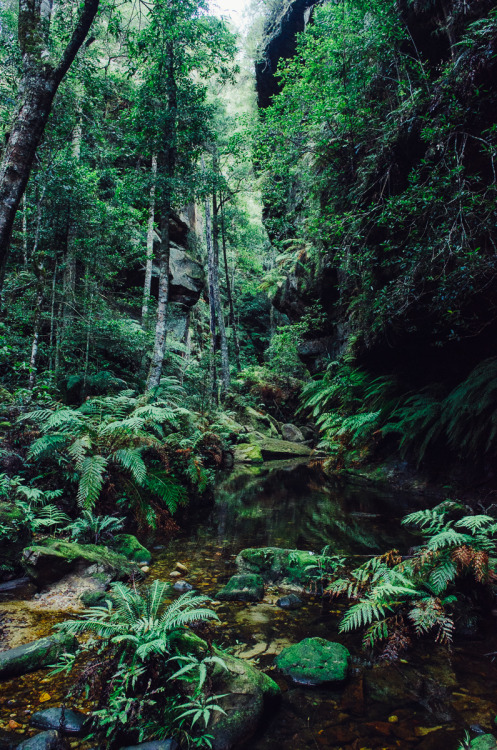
top-left (281, 423), bottom-right (305, 443)
top-left (275, 637), bottom-right (349, 686)
top-left (22, 539), bottom-right (139, 585)
top-left (169, 631), bottom-right (279, 750)
top-left (0, 632), bottom-right (77, 680)
top-left (233, 443), bottom-right (263, 464)
top-left (251, 436), bottom-right (311, 460)
top-left (216, 574), bottom-right (264, 602)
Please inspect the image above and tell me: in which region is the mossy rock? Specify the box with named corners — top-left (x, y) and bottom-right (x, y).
top-left (471, 737), bottom-right (497, 750)
top-left (236, 547), bottom-right (329, 585)
top-left (112, 534), bottom-right (151, 564)
top-left (168, 631), bottom-right (279, 750)
top-left (0, 501), bottom-right (32, 581)
top-left (255, 437), bottom-right (311, 459)
top-left (241, 407), bottom-right (279, 438)
top-left (216, 574), bottom-right (264, 602)
top-left (22, 539), bottom-right (138, 585)
top-left (0, 632), bottom-right (77, 680)
top-left (233, 443), bottom-right (263, 464)
top-left (275, 637), bottom-right (349, 685)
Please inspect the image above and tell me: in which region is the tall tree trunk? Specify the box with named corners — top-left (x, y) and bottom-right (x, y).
top-left (142, 154), bottom-right (157, 326)
top-left (28, 261), bottom-right (46, 389)
top-left (204, 184), bottom-right (218, 404)
top-left (220, 200), bottom-right (241, 373)
top-left (146, 200), bottom-right (171, 390)
top-left (146, 42), bottom-right (176, 391)
top-left (0, 0), bottom-right (99, 289)
top-left (212, 182), bottom-right (230, 396)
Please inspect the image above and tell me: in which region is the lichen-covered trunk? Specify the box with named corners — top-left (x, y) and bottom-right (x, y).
top-left (205, 186), bottom-right (218, 403)
top-left (146, 201), bottom-right (171, 391)
top-left (142, 154), bottom-right (157, 325)
top-left (221, 201), bottom-right (241, 373)
top-left (212, 187), bottom-right (230, 396)
top-left (0, 72), bottom-right (57, 287)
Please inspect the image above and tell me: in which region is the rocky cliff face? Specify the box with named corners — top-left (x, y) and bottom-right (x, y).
top-left (257, 0), bottom-right (497, 380)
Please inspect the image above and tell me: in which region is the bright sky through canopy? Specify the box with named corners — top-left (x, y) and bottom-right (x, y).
top-left (210, 0), bottom-right (250, 28)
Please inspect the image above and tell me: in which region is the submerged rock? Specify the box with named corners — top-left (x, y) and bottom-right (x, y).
top-left (237, 547), bottom-right (331, 585)
top-left (22, 539), bottom-right (138, 585)
top-left (0, 632), bottom-right (77, 680)
top-left (173, 580), bottom-right (193, 593)
top-left (17, 731), bottom-right (61, 750)
top-left (30, 708), bottom-right (88, 735)
top-left (0, 728), bottom-right (21, 750)
top-left (233, 443), bottom-right (263, 464)
top-left (277, 594), bottom-right (303, 610)
top-left (217, 574), bottom-right (264, 602)
top-left (275, 637), bottom-right (349, 685)
top-left (112, 534), bottom-right (151, 564)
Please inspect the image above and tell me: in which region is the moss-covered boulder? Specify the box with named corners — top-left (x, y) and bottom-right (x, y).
top-left (242, 407), bottom-right (279, 438)
top-left (275, 638), bottom-right (349, 686)
top-left (255, 437), bottom-right (311, 459)
top-left (112, 534), bottom-right (151, 564)
top-left (168, 631), bottom-right (280, 750)
top-left (80, 589), bottom-right (112, 608)
top-left (22, 539), bottom-right (139, 585)
top-left (0, 501), bottom-right (32, 580)
top-left (233, 443), bottom-right (263, 464)
top-left (471, 737), bottom-right (497, 750)
top-left (0, 632), bottom-right (77, 680)
top-left (237, 547), bottom-right (329, 585)
top-left (216, 574), bottom-right (264, 602)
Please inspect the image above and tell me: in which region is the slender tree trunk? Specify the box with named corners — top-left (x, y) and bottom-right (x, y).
top-left (142, 153), bottom-right (157, 326)
top-left (146, 42), bottom-right (177, 391)
top-left (212, 184), bottom-right (230, 396)
top-left (146, 200), bottom-right (171, 390)
top-left (28, 261), bottom-right (46, 389)
top-left (203, 163), bottom-right (218, 403)
top-left (0, 0), bottom-right (100, 290)
top-left (22, 195), bottom-right (28, 266)
top-left (48, 263), bottom-right (57, 372)
top-left (220, 200), bottom-right (241, 372)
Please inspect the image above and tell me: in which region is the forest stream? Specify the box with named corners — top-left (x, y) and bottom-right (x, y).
top-left (1, 460), bottom-right (497, 750)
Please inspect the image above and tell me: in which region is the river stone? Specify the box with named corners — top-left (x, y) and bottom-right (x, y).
top-left (217, 574), bottom-right (264, 602)
top-left (0, 576), bottom-right (37, 602)
top-left (22, 539), bottom-right (138, 585)
top-left (17, 731), bottom-right (61, 750)
top-left (30, 708), bottom-right (88, 735)
top-left (255, 437), bottom-right (311, 460)
top-left (0, 632), bottom-right (78, 680)
top-left (233, 443), bottom-right (263, 464)
top-left (281, 424), bottom-right (305, 443)
top-left (471, 737), bottom-right (497, 749)
top-left (275, 637), bottom-right (349, 685)
top-left (0, 728), bottom-right (21, 750)
top-left (112, 534), bottom-right (151, 564)
top-left (277, 594), bottom-right (303, 610)
top-left (120, 741), bottom-right (178, 750)
top-left (173, 580), bottom-right (193, 593)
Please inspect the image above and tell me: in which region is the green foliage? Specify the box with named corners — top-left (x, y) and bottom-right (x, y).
top-left (20, 391), bottom-right (190, 526)
top-left (63, 510), bottom-right (124, 545)
top-left (330, 502), bottom-right (497, 658)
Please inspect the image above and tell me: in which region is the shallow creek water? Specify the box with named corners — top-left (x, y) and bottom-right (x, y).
top-left (1, 460), bottom-right (497, 749)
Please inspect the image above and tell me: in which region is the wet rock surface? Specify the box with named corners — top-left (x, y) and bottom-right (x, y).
top-left (217, 574), bottom-right (264, 602)
top-left (30, 708), bottom-right (88, 735)
top-left (0, 632), bottom-right (77, 680)
top-left (275, 637), bottom-right (349, 685)
top-left (120, 742), bottom-right (179, 750)
top-left (17, 731), bottom-right (61, 750)
top-left (173, 580), bottom-right (193, 593)
top-left (276, 594), bottom-right (303, 610)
